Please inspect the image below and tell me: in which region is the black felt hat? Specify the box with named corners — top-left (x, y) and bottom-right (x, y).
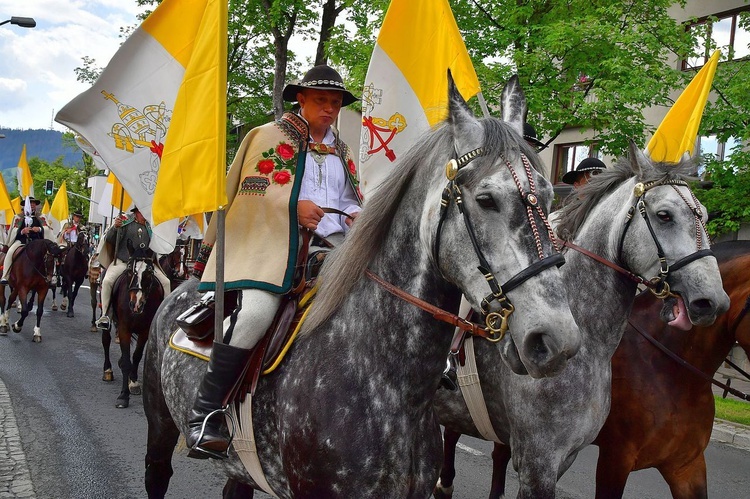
top-left (72, 211), bottom-right (83, 218)
top-left (282, 65), bottom-right (358, 107)
top-left (523, 123), bottom-right (546, 150)
top-left (562, 157), bottom-right (606, 185)
top-left (27, 196), bottom-right (41, 205)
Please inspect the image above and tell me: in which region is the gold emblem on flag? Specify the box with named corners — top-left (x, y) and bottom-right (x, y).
top-left (360, 83), bottom-right (407, 164)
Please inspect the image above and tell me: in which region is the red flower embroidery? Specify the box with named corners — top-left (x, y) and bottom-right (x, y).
top-left (347, 159), bottom-right (357, 175)
top-left (276, 143), bottom-right (295, 161)
top-left (273, 170), bottom-right (292, 185)
top-left (257, 159), bottom-right (274, 174)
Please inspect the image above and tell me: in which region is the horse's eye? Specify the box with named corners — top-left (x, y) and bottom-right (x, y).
top-left (476, 193), bottom-right (498, 211)
top-left (656, 210), bottom-right (672, 222)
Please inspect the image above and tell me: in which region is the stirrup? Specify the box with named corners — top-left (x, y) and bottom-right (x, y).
top-left (187, 407), bottom-right (237, 460)
top-left (96, 316), bottom-right (111, 330)
top-left (439, 358), bottom-right (458, 392)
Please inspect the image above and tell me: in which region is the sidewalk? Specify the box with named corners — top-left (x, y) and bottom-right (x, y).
top-left (0, 377), bottom-right (35, 498)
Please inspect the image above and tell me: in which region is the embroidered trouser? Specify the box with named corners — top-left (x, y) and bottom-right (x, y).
top-left (2, 241), bottom-right (23, 281)
top-left (100, 261), bottom-right (172, 316)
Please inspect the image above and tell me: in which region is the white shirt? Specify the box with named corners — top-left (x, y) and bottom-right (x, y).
top-left (298, 128), bottom-right (361, 237)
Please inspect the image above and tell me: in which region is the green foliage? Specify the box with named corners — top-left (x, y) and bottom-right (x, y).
top-left (714, 395), bottom-right (750, 426)
top-left (695, 150), bottom-right (750, 237)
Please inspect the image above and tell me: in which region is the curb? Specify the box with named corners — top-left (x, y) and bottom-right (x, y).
top-left (711, 419), bottom-right (750, 451)
top-left (0, 378), bottom-right (36, 498)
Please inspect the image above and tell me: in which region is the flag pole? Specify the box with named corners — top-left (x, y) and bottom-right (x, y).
top-left (113, 185), bottom-right (125, 266)
top-left (477, 91), bottom-right (491, 118)
top-left (213, 207), bottom-right (225, 344)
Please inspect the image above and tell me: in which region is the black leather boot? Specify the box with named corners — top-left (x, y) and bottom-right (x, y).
top-left (186, 342), bottom-right (250, 459)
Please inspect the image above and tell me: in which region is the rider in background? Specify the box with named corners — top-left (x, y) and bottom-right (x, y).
top-left (562, 157), bottom-right (606, 190)
top-left (57, 210), bottom-right (84, 247)
top-left (1, 196), bottom-right (44, 285)
top-left (186, 64), bottom-right (362, 459)
top-left (94, 207), bottom-right (171, 330)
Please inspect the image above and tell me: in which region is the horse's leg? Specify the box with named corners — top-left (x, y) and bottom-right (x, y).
top-left (143, 347), bottom-right (180, 499)
top-left (0, 285), bottom-right (7, 335)
top-left (594, 444), bottom-right (637, 499)
top-left (128, 333), bottom-right (147, 396)
top-left (102, 326), bottom-right (114, 382)
top-left (60, 279), bottom-right (68, 310)
top-left (51, 285), bottom-right (58, 311)
top-left (90, 283), bottom-right (99, 332)
top-left (116, 331), bottom-right (133, 408)
top-left (661, 454), bottom-right (708, 499)
top-left (489, 443), bottom-right (512, 499)
top-left (67, 281), bottom-right (81, 318)
top-left (223, 479), bottom-right (255, 499)
top-left (434, 428), bottom-right (461, 499)
top-left (32, 288), bottom-right (48, 342)
top-left (12, 290), bottom-right (28, 332)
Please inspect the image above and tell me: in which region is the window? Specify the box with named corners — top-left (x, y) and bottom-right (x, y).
top-left (552, 142), bottom-right (601, 185)
top-left (697, 134), bottom-right (739, 176)
top-left (684, 7), bottom-right (750, 69)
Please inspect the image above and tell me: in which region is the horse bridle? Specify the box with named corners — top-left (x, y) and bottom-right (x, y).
top-left (127, 257), bottom-right (156, 300)
top-left (433, 147), bottom-right (564, 341)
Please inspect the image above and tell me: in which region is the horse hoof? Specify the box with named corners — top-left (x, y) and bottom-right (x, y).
top-left (67, 310), bottom-right (74, 318)
top-left (129, 381), bottom-right (141, 395)
top-left (115, 398), bottom-right (130, 409)
top-left (102, 369), bottom-right (114, 382)
top-left (60, 304), bottom-right (67, 311)
top-left (0, 330), bottom-right (6, 336)
top-left (114, 336), bottom-right (120, 344)
top-left (90, 325), bottom-right (98, 333)
top-left (52, 305), bottom-right (58, 311)
top-left (32, 335), bottom-right (42, 343)
top-left (12, 323), bottom-right (21, 333)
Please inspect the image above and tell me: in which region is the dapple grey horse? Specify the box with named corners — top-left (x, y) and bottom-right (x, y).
top-left (434, 147), bottom-right (729, 499)
top-left (143, 76), bottom-right (581, 498)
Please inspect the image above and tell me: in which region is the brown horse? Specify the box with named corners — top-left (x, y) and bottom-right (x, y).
top-left (0, 239), bottom-right (63, 342)
top-left (593, 239), bottom-right (750, 498)
top-left (438, 239), bottom-right (750, 499)
top-left (158, 246), bottom-right (185, 291)
top-left (102, 241), bottom-right (165, 408)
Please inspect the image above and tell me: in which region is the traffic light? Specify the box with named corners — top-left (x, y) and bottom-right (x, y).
top-left (93, 226), bottom-right (100, 241)
top-left (45, 180), bottom-right (54, 196)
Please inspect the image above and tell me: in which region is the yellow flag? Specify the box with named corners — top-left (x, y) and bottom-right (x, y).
top-left (50, 181), bottom-right (70, 223)
top-left (10, 197), bottom-right (21, 215)
top-left (151, 0), bottom-right (228, 224)
top-left (0, 174), bottom-right (14, 215)
top-left (17, 144), bottom-right (34, 197)
top-left (42, 199), bottom-right (51, 216)
top-left (647, 50), bottom-right (720, 163)
top-left (108, 172), bottom-right (133, 211)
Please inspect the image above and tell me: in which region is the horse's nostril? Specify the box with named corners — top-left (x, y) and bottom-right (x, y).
top-left (690, 298), bottom-right (713, 313)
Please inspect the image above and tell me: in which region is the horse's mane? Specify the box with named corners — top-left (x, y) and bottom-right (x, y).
top-left (555, 154), bottom-right (697, 241)
top-left (302, 116), bottom-right (544, 335)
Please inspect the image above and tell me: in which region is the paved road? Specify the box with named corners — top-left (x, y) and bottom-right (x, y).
top-left (0, 287), bottom-right (748, 498)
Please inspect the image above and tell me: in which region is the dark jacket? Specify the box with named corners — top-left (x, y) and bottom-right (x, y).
top-left (104, 216), bottom-right (152, 263)
top-left (14, 216), bottom-right (44, 245)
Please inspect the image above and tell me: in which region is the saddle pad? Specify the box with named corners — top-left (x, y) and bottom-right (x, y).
top-left (169, 328), bottom-right (211, 361)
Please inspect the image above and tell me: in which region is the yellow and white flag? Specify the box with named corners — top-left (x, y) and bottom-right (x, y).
top-left (97, 172), bottom-right (134, 219)
top-left (16, 144), bottom-right (34, 198)
top-left (48, 181), bottom-right (70, 233)
top-left (0, 175), bottom-right (15, 229)
top-left (359, 0), bottom-right (480, 193)
top-left (42, 199), bottom-right (51, 217)
top-left (55, 0), bottom-right (225, 253)
top-left (647, 50), bottom-right (720, 163)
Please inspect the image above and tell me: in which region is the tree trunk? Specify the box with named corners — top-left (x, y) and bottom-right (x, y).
top-left (315, 0), bottom-right (344, 66)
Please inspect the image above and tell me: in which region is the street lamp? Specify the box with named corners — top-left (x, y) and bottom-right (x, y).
top-left (0, 16), bottom-right (36, 28)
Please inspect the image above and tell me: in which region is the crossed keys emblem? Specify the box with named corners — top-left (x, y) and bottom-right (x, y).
top-left (360, 83), bottom-right (407, 164)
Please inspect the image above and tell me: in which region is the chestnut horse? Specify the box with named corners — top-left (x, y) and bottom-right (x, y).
top-left (439, 239), bottom-right (748, 499)
top-left (0, 239), bottom-right (63, 342)
top-left (594, 239), bottom-right (750, 498)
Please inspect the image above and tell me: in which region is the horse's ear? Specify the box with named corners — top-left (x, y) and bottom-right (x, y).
top-left (628, 140), bottom-right (651, 179)
top-left (447, 69), bottom-right (476, 127)
top-left (500, 75), bottom-right (527, 136)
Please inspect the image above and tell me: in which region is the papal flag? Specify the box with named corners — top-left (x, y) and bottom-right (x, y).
top-left (17, 144), bottom-right (34, 198)
top-left (97, 172), bottom-right (134, 218)
top-left (0, 175), bottom-right (15, 228)
top-left (647, 50), bottom-right (720, 163)
top-left (48, 181), bottom-right (70, 234)
top-left (359, 0), bottom-right (481, 194)
top-left (55, 0), bottom-right (226, 253)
